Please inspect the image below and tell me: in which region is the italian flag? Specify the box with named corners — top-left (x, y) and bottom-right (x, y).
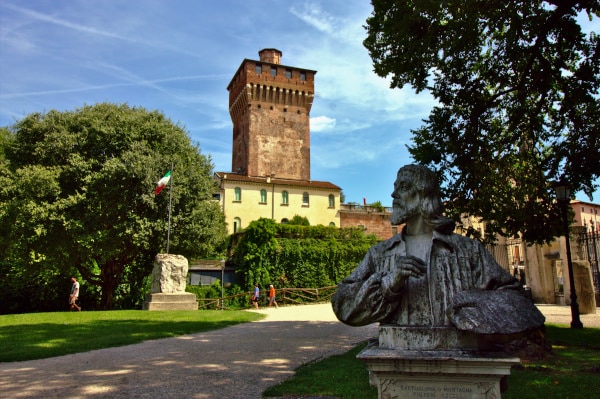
top-left (154, 171), bottom-right (171, 195)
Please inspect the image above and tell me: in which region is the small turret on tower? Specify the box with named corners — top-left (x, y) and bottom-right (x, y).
top-left (259, 48), bottom-right (282, 64)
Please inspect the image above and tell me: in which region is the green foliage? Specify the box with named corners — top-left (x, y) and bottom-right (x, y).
top-left (364, 1), bottom-right (600, 244)
top-left (186, 280), bottom-right (222, 301)
top-left (369, 201), bottom-right (385, 212)
top-left (0, 103), bottom-right (227, 311)
top-left (288, 214), bottom-right (310, 226)
top-left (231, 218), bottom-right (378, 291)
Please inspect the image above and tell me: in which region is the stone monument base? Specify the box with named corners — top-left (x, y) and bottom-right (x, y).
top-left (143, 293), bottom-right (198, 311)
top-left (358, 346), bottom-right (519, 399)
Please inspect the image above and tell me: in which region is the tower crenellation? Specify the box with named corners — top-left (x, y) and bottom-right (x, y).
top-left (227, 49), bottom-right (316, 180)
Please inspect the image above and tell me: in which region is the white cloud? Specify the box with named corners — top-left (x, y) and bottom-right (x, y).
top-left (310, 115), bottom-right (336, 132)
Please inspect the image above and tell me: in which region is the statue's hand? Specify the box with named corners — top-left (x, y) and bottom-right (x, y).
top-left (394, 255), bottom-right (426, 279)
top-left (382, 255), bottom-right (426, 294)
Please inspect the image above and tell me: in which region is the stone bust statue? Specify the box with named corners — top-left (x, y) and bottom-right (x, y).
top-left (332, 164), bottom-right (544, 337)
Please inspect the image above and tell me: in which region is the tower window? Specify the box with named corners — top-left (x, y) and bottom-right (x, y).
top-left (234, 187), bottom-right (242, 202)
top-left (260, 189), bottom-right (267, 204)
top-left (300, 71), bottom-right (306, 81)
top-left (271, 66), bottom-right (277, 77)
top-left (256, 64), bottom-right (262, 74)
top-left (285, 69), bottom-right (292, 79)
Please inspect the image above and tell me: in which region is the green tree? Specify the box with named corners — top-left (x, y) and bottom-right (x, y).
top-left (288, 215), bottom-right (310, 226)
top-left (364, 0), bottom-right (600, 243)
top-left (0, 103), bottom-right (227, 310)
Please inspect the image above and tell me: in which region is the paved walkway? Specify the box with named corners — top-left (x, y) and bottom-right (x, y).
top-left (0, 304), bottom-right (598, 399)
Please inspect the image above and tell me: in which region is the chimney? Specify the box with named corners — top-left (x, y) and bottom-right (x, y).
top-left (259, 48), bottom-right (282, 64)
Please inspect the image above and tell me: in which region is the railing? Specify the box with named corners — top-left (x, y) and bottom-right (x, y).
top-left (577, 225), bottom-right (600, 293)
top-left (197, 286), bottom-right (338, 310)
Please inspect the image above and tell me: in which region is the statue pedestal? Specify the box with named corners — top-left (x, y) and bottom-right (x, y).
top-left (143, 254), bottom-right (198, 310)
top-left (143, 293), bottom-right (198, 310)
top-left (359, 327), bottom-right (520, 399)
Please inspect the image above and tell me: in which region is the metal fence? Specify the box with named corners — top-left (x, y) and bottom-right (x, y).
top-left (197, 286), bottom-right (338, 310)
top-left (577, 225), bottom-right (600, 293)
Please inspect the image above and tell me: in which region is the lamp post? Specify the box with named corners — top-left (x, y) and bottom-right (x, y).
top-left (220, 259), bottom-right (225, 311)
top-left (554, 181), bottom-right (584, 329)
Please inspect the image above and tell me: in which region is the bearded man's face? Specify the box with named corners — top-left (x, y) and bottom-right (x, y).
top-left (390, 170), bottom-right (421, 225)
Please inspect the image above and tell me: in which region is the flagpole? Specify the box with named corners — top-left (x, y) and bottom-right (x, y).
top-left (166, 162), bottom-right (174, 254)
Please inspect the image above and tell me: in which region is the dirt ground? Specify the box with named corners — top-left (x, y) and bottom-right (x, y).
top-left (0, 303), bottom-right (598, 399)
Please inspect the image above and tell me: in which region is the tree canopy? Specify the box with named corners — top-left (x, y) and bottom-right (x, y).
top-left (0, 103), bottom-right (227, 310)
top-left (364, 0), bottom-right (600, 243)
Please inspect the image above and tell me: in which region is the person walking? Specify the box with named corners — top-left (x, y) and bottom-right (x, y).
top-left (268, 284), bottom-right (278, 308)
top-left (69, 277), bottom-right (81, 311)
top-left (251, 283), bottom-right (260, 309)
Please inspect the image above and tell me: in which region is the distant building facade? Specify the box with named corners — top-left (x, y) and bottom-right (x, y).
top-left (571, 199), bottom-right (600, 231)
top-left (214, 172), bottom-right (341, 234)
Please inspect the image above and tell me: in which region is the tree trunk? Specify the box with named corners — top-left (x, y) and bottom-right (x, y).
top-left (100, 260), bottom-right (123, 310)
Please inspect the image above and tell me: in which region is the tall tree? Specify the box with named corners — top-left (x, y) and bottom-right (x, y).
top-left (364, 0), bottom-right (600, 243)
top-left (1, 103), bottom-right (227, 309)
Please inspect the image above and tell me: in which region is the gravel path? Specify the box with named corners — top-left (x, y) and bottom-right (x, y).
top-left (0, 304), bottom-right (598, 399)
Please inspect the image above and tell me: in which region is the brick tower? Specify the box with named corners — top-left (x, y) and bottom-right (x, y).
top-left (227, 49), bottom-right (316, 180)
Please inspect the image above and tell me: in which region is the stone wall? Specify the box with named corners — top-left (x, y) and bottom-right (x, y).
top-left (340, 207), bottom-right (396, 240)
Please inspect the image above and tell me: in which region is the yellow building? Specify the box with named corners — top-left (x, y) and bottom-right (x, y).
top-left (214, 173), bottom-right (340, 234)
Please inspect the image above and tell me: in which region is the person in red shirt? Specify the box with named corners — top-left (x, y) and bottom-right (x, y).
top-left (268, 284), bottom-right (278, 308)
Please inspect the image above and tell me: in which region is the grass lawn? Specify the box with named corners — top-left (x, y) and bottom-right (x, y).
top-left (0, 310), bottom-right (264, 362)
top-left (264, 324), bottom-right (600, 399)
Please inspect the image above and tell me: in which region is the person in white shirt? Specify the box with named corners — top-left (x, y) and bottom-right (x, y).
top-left (69, 277), bottom-right (81, 311)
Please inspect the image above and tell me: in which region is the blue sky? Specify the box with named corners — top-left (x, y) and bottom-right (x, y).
top-left (1, 0), bottom-right (597, 206)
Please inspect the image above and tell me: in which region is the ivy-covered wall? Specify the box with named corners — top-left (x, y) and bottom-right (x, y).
top-left (231, 218), bottom-right (379, 291)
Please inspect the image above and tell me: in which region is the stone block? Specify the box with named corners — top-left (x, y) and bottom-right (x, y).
top-left (151, 254), bottom-right (188, 294)
top-left (358, 346), bottom-right (519, 399)
top-left (379, 326), bottom-right (479, 351)
top-left (573, 260), bottom-right (597, 314)
top-left (143, 293), bottom-right (198, 311)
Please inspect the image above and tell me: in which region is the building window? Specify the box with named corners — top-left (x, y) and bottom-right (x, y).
top-left (281, 218), bottom-right (289, 224)
top-left (234, 187), bottom-right (241, 202)
top-left (233, 217), bottom-right (242, 233)
top-left (285, 69), bottom-right (292, 79)
top-left (281, 191), bottom-right (289, 205)
top-left (260, 189), bottom-right (267, 204)
top-left (300, 71), bottom-right (306, 81)
top-left (582, 206), bottom-right (585, 212)
top-left (271, 66), bottom-right (277, 77)
top-left (329, 222), bottom-right (336, 227)
top-left (328, 194), bottom-right (335, 208)
top-left (256, 64), bottom-right (262, 74)
top-left (302, 192), bottom-right (309, 206)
